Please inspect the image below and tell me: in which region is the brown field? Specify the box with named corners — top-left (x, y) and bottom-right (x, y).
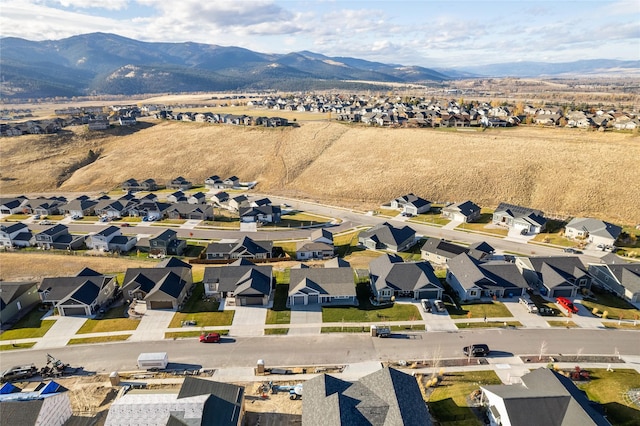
top-left (1, 120), bottom-right (639, 224)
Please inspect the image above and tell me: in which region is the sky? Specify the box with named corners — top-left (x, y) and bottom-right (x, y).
top-left (1, 0), bottom-right (639, 68)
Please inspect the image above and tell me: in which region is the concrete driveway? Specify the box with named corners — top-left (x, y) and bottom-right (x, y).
top-left (33, 314), bottom-right (87, 349)
top-left (229, 305), bottom-right (268, 337)
top-left (289, 305), bottom-right (323, 335)
top-left (129, 309), bottom-right (176, 341)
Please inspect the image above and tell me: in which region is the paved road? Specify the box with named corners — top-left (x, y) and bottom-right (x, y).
top-left (2, 329), bottom-right (638, 374)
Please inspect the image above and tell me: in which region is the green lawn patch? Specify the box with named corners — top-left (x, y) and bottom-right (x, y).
top-left (321, 326), bottom-right (369, 333)
top-left (446, 301), bottom-right (513, 319)
top-left (76, 306), bottom-right (140, 334)
top-left (68, 335), bottom-right (132, 345)
top-left (580, 288), bottom-right (640, 320)
top-left (264, 328), bottom-right (289, 335)
top-left (0, 342), bottom-right (36, 351)
top-left (426, 371), bottom-right (502, 426)
top-left (274, 241), bottom-right (297, 257)
top-left (0, 309), bottom-right (56, 340)
top-left (333, 230), bottom-right (363, 247)
top-left (547, 320), bottom-right (579, 328)
top-left (169, 283), bottom-right (234, 327)
top-left (266, 284), bottom-right (291, 325)
top-left (165, 330), bottom-right (229, 339)
top-left (456, 321), bottom-right (521, 329)
top-left (576, 369), bottom-right (640, 426)
top-left (323, 284), bottom-right (421, 322)
top-left (532, 232), bottom-right (575, 247)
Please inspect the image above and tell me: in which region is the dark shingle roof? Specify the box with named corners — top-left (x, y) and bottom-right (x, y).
top-left (0, 281), bottom-right (36, 306)
top-left (203, 264), bottom-right (272, 294)
top-left (179, 377), bottom-right (244, 426)
top-left (360, 222), bottom-right (415, 249)
top-left (370, 254), bottom-right (441, 293)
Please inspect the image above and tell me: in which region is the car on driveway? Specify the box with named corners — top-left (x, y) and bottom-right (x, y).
top-left (463, 344), bottom-right (490, 357)
top-left (421, 299), bottom-right (432, 313)
top-left (199, 333), bottom-right (221, 343)
top-left (433, 300), bottom-right (446, 312)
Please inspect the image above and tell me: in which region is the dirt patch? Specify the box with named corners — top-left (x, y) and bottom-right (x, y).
top-left (520, 355), bottom-right (626, 364)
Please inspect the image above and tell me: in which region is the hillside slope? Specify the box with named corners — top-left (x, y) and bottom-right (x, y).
top-left (1, 121), bottom-right (638, 224)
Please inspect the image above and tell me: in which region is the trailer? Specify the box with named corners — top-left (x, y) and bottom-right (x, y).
top-left (370, 325), bottom-right (391, 338)
top-left (137, 352), bottom-right (169, 370)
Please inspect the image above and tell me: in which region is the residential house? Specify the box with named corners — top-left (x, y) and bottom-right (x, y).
top-left (0, 222), bottom-right (33, 248)
top-left (60, 198), bottom-right (98, 218)
top-left (492, 202), bottom-right (547, 234)
top-left (446, 253), bottom-right (529, 301)
top-left (223, 176), bottom-right (240, 188)
top-left (86, 226), bottom-right (121, 251)
top-left (516, 256), bottom-right (590, 298)
top-left (0, 197), bottom-right (28, 215)
top-left (188, 191), bottom-right (207, 204)
top-left (166, 191), bottom-right (187, 203)
top-left (303, 366), bottom-right (431, 426)
top-left (0, 281), bottom-right (39, 324)
top-left (250, 197), bottom-right (271, 207)
top-left (295, 241), bottom-right (334, 261)
top-left (148, 229), bottom-right (186, 257)
top-left (565, 218), bottom-right (622, 248)
top-left (38, 268), bottom-right (119, 316)
top-left (204, 175), bottom-right (223, 190)
top-left (227, 195), bottom-right (249, 212)
top-left (128, 201), bottom-right (171, 220)
top-left (202, 259), bottom-right (272, 305)
top-left (118, 116), bottom-right (136, 126)
top-left (310, 228), bottom-right (334, 245)
top-left (0, 381), bottom-right (73, 426)
top-left (481, 368), bottom-right (610, 426)
top-left (369, 254), bottom-right (443, 302)
top-left (166, 203), bottom-right (214, 221)
top-left (121, 258), bottom-right (193, 310)
top-left (105, 377), bottom-right (244, 426)
top-left (88, 119), bottom-right (109, 130)
top-left (93, 199), bottom-right (127, 219)
top-left (588, 261), bottom-right (640, 303)
top-left (167, 176), bottom-right (192, 190)
top-left (239, 205), bottom-right (282, 223)
top-left (24, 197), bottom-right (65, 216)
top-left (390, 193), bottom-right (432, 215)
top-left (441, 200), bottom-right (481, 223)
top-left (358, 222), bottom-right (416, 252)
top-left (211, 192), bottom-right (229, 205)
top-left (204, 236), bottom-right (273, 260)
top-left (421, 238), bottom-right (494, 265)
top-left (140, 178), bottom-right (158, 191)
top-left (288, 261), bottom-right (356, 306)
top-left (35, 224), bottom-right (84, 250)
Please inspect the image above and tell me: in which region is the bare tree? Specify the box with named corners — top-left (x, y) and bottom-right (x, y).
top-left (539, 340), bottom-right (548, 361)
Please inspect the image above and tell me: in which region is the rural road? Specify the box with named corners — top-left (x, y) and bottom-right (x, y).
top-left (1, 329), bottom-right (637, 374)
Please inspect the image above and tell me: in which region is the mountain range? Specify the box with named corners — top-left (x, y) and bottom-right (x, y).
top-left (1, 33), bottom-right (638, 99)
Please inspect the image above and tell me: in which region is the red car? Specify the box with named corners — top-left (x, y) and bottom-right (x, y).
top-left (556, 297), bottom-right (579, 314)
top-left (199, 333), bottom-right (221, 343)
top-left (120, 223), bottom-right (131, 227)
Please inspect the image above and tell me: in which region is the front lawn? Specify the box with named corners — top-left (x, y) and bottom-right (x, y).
top-left (165, 330), bottom-right (229, 339)
top-left (532, 232), bottom-right (575, 247)
top-left (576, 369), bottom-right (640, 426)
top-left (456, 321), bottom-right (521, 329)
top-left (410, 212), bottom-right (451, 227)
top-left (169, 282), bottom-right (235, 327)
top-left (0, 342), bottom-right (36, 351)
top-left (68, 335), bottom-right (132, 345)
top-left (0, 309), bottom-right (56, 340)
top-left (322, 284), bottom-right (421, 322)
top-left (580, 288), bottom-right (640, 320)
top-left (425, 371), bottom-right (502, 426)
top-left (76, 306), bottom-right (140, 334)
top-left (265, 284), bottom-right (291, 325)
top-left (264, 328), bottom-right (289, 335)
top-left (446, 301), bottom-right (513, 319)
top-left (547, 320), bottom-right (579, 328)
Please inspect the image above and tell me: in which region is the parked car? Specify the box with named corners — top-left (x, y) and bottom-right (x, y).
top-left (519, 297), bottom-right (538, 314)
top-left (33, 214), bottom-right (41, 220)
top-left (120, 223), bottom-right (131, 227)
top-left (421, 299), bottom-right (432, 313)
top-left (433, 300), bottom-right (446, 312)
top-left (401, 212), bottom-right (414, 217)
top-left (199, 333), bottom-right (221, 343)
top-left (463, 344), bottom-right (490, 357)
top-left (556, 297), bottom-right (579, 314)
top-left (39, 220), bottom-right (54, 225)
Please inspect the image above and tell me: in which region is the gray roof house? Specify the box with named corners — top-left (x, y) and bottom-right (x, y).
top-left (0, 196), bottom-right (28, 214)
top-left (492, 202), bottom-right (547, 235)
top-left (288, 263), bottom-right (356, 306)
top-left (390, 193), bottom-right (432, 215)
top-left (310, 228), bottom-right (334, 245)
top-left (205, 236), bottom-right (273, 261)
top-left (481, 368), bottom-right (610, 426)
top-left (421, 238), bottom-right (493, 264)
top-left (358, 222), bottom-right (416, 253)
top-left (238, 205), bottom-right (281, 223)
top-left (565, 218), bottom-right (622, 248)
top-left (446, 253), bottom-right (529, 301)
top-left (369, 254), bottom-right (443, 302)
top-left (34, 224), bottom-right (84, 250)
top-left (296, 241), bottom-right (334, 261)
top-left (86, 225), bottom-right (121, 251)
top-left (516, 256), bottom-right (590, 298)
top-left (94, 199), bottom-right (127, 219)
top-left (302, 366), bottom-right (431, 426)
top-left (121, 258), bottom-right (193, 310)
top-left (0, 222), bottom-right (33, 248)
top-left (38, 268), bottom-right (119, 316)
top-left (166, 203), bottom-right (214, 221)
top-left (441, 200), bottom-right (481, 223)
top-left (0, 281), bottom-right (39, 324)
top-left (202, 259), bottom-right (272, 306)
top-left (588, 261), bottom-right (640, 303)
top-left (60, 199), bottom-right (98, 218)
top-left (105, 377), bottom-right (245, 426)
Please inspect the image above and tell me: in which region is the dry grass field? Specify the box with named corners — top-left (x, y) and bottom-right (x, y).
top-left (1, 119), bottom-right (639, 224)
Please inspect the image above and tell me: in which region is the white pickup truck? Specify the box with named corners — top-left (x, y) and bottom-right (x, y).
top-left (519, 297), bottom-right (538, 314)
